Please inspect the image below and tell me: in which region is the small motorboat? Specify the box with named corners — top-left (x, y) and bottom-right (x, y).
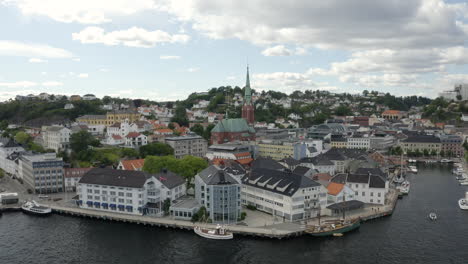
top-left (460, 180), bottom-right (468, 186)
top-left (333, 233), bottom-right (343, 237)
top-left (408, 166), bottom-right (418, 174)
top-left (440, 159), bottom-right (451, 163)
top-left (21, 200), bottom-right (52, 215)
top-left (398, 181), bottom-right (410, 195)
top-left (194, 225), bottom-right (233, 240)
top-left (459, 192), bottom-right (468, 210)
top-left (429, 212), bottom-right (437, 221)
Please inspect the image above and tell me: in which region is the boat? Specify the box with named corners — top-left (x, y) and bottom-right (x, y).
top-left (393, 176), bottom-right (405, 184)
top-left (408, 166), bottom-right (418, 174)
top-left (440, 159), bottom-right (452, 163)
top-left (21, 200), bottom-right (52, 215)
top-left (333, 233), bottom-right (343, 237)
top-left (408, 159), bottom-right (417, 163)
top-left (306, 218), bottom-right (361, 237)
top-left (459, 180), bottom-right (468, 186)
top-left (456, 174), bottom-right (467, 181)
top-left (459, 192), bottom-right (468, 210)
top-left (194, 225), bottom-right (233, 240)
top-left (398, 181), bottom-right (410, 195)
top-left (429, 212), bottom-right (437, 221)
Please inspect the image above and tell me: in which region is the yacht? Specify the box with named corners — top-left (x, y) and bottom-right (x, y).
top-left (21, 200), bottom-right (52, 215)
top-left (440, 159), bottom-right (452, 163)
top-left (399, 181), bottom-right (410, 195)
top-left (459, 192), bottom-right (468, 210)
top-left (429, 212), bottom-right (437, 221)
top-left (460, 180), bottom-right (468, 186)
top-left (393, 176), bottom-right (405, 184)
top-left (408, 166), bottom-right (418, 174)
top-left (194, 225), bottom-right (233, 240)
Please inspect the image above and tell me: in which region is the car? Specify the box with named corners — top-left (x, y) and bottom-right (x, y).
top-left (38, 194), bottom-right (49, 199)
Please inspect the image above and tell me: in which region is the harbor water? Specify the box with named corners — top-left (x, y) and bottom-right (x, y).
top-left (1, 165), bottom-right (467, 264)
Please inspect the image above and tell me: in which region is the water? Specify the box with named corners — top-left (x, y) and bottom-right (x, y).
top-left (1, 165), bottom-right (467, 264)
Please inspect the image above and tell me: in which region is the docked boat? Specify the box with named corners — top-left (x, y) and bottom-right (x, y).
top-left (21, 200), bottom-right (52, 215)
top-left (408, 159), bottom-right (417, 163)
top-left (194, 225), bottom-right (233, 240)
top-left (460, 180), bottom-right (468, 186)
top-left (393, 176), bottom-right (405, 184)
top-left (306, 219), bottom-right (361, 237)
top-left (459, 192), bottom-right (468, 210)
top-left (398, 181), bottom-right (410, 195)
top-left (440, 159), bottom-right (452, 163)
top-left (429, 212), bottom-right (437, 221)
top-left (408, 166), bottom-right (418, 174)
top-left (456, 174), bottom-right (467, 181)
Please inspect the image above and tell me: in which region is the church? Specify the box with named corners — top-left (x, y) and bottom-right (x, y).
top-left (210, 66), bottom-right (256, 144)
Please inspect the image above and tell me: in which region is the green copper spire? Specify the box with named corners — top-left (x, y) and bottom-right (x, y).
top-left (245, 65), bottom-right (252, 104)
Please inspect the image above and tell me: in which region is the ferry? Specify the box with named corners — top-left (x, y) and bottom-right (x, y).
top-left (21, 200), bottom-right (52, 215)
top-left (194, 225), bottom-right (233, 240)
top-left (458, 192), bottom-right (468, 210)
top-left (306, 219), bottom-right (361, 237)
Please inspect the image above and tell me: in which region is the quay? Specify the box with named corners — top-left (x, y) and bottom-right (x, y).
top-left (1, 189), bottom-right (399, 239)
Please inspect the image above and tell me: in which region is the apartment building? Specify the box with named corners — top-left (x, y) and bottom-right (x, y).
top-left (165, 135), bottom-right (208, 159)
top-left (19, 153), bottom-right (64, 193)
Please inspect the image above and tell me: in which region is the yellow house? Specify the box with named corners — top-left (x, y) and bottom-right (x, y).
top-left (330, 137), bottom-right (347, 148)
top-left (256, 140), bottom-right (298, 160)
top-left (76, 110), bottom-right (140, 126)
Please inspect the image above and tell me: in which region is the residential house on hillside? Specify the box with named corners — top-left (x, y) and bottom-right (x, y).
top-left (117, 159), bottom-right (145, 171)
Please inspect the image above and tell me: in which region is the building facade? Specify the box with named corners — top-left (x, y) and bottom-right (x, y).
top-left (19, 153), bottom-right (64, 193)
top-left (400, 135), bottom-right (441, 155)
top-left (42, 125), bottom-right (72, 152)
top-left (210, 118), bottom-right (255, 144)
top-left (165, 135), bottom-right (208, 159)
top-left (241, 66), bottom-right (255, 125)
top-left (194, 166), bottom-right (241, 224)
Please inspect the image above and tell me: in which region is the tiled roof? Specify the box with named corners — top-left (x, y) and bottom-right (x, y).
top-left (112, 135), bottom-right (123, 140)
top-left (327, 182), bottom-right (344, 195)
top-left (382, 110), bottom-right (401, 115)
top-left (126, 132), bottom-right (141, 138)
top-left (120, 159), bottom-right (145, 170)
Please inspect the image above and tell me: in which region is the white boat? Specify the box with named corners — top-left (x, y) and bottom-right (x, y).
top-left (408, 159), bottom-right (417, 163)
top-left (399, 181), bottom-right (410, 194)
top-left (453, 168), bottom-right (464, 176)
top-left (393, 176), bottom-right (405, 184)
top-left (21, 200), bottom-right (52, 215)
top-left (459, 192), bottom-right (468, 210)
top-left (460, 180), bottom-right (468, 186)
top-left (408, 166), bottom-right (418, 173)
top-left (429, 212), bottom-right (437, 221)
top-left (194, 225), bottom-right (233, 240)
top-left (440, 159), bottom-right (452, 163)
top-left (456, 174), bottom-right (467, 181)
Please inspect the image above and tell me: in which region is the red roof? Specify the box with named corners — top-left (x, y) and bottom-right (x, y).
top-left (234, 152), bottom-right (251, 158)
top-left (119, 159), bottom-right (145, 171)
top-left (382, 110), bottom-right (401, 115)
top-left (112, 134), bottom-right (123, 140)
top-left (236, 158), bottom-right (253, 165)
top-left (327, 182), bottom-right (345, 195)
top-left (156, 129), bottom-right (173, 133)
top-left (126, 132), bottom-right (141, 138)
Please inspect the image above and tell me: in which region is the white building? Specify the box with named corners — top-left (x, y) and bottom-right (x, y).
top-left (77, 168), bottom-right (186, 216)
top-left (347, 134), bottom-right (370, 150)
top-left (241, 168), bottom-right (327, 221)
top-left (125, 132), bottom-right (148, 147)
top-left (165, 135), bottom-right (208, 159)
top-left (82, 94), bottom-right (97, 100)
top-left (19, 153), bottom-right (64, 194)
top-left (331, 168), bottom-right (389, 205)
top-left (0, 138), bottom-right (24, 175)
top-left (42, 125), bottom-right (72, 152)
top-left (64, 168), bottom-right (92, 192)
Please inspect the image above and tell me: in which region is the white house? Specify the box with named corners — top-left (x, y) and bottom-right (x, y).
top-left (0, 138), bottom-right (24, 175)
top-left (125, 132), bottom-right (148, 147)
top-left (82, 94), bottom-right (97, 100)
top-left (241, 168), bottom-right (327, 221)
top-left (41, 125), bottom-right (72, 152)
top-left (77, 168), bottom-right (185, 216)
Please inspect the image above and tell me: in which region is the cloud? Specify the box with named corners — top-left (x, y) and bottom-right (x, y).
top-left (41, 81), bottom-right (63, 87)
top-left (0, 40), bottom-right (73, 58)
top-left (99, 68), bottom-right (109, 72)
top-left (41, 72), bottom-right (47, 75)
top-left (72, 58), bottom-right (80, 62)
top-left (160, 55), bottom-right (181, 60)
top-left (226, 76), bottom-right (236, 80)
top-left (187, 67), bottom-right (199, 72)
top-left (29, 58), bottom-right (47, 63)
top-left (261, 45), bottom-right (307, 56)
top-left (2, 0), bottom-right (157, 24)
top-left (72, 26), bottom-right (190, 48)
top-left (159, 0), bottom-right (468, 50)
top-left (78, 73), bottom-right (89, 78)
top-left (0, 81), bottom-right (37, 88)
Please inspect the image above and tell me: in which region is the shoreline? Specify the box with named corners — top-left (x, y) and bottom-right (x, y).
top-left (1, 191), bottom-right (398, 239)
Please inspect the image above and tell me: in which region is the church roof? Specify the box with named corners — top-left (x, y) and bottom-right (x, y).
top-left (211, 118), bottom-right (255, 133)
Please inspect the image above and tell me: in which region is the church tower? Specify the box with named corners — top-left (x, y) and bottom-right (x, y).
top-left (241, 66), bottom-right (255, 124)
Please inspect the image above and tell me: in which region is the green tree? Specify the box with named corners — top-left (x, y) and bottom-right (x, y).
top-left (163, 198), bottom-right (171, 216)
top-left (0, 120), bottom-right (8, 131)
top-left (70, 131), bottom-right (97, 153)
top-left (190, 124), bottom-right (204, 137)
top-left (334, 105), bottom-right (352, 116)
top-left (121, 148), bottom-right (139, 158)
top-left (14, 131), bottom-right (31, 145)
top-left (143, 156), bottom-right (179, 174)
top-left (139, 142), bottom-right (174, 158)
top-left (203, 124), bottom-right (215, 141)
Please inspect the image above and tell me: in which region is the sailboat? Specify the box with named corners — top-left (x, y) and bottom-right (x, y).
top-left (394, 154), bottom-right (405, 184)
top-left (306, 196), bottom-right (360, 237)
top-left (458, 192), bottom-right (468, 210)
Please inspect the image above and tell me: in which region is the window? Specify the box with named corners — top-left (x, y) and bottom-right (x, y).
top-left (378, 193), bottom-right (381, 197)
top-left (370, 192), bottom-right (374, 197)
top-left (362, 192), bottom-right (365, 196)
top-left (118, 198), bottom-right (124, 203)
top-left (126, 193), bottom-right (132, 197)
top-left (87, 195), bottom-right (92, 199)
top-left (118, 192), bottom-right (124, 196)
top-left (94, 189), bottom-right (100, 194)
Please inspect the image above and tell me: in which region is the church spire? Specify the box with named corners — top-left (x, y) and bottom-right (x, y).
top-left (245, 65), bottom-right (252, 105)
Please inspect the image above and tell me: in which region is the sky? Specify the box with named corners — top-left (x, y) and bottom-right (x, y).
top-left (1, 0), bottom-right (468, 101)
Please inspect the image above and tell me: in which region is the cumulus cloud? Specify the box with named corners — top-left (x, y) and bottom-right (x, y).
top-left (0, 40), bottom-right (73, 58)
top-left (72, 26), bottom-right (190, 48)
top-left (160, 55), bottom-right (181, 60)
top-left (78, 73), bottom-right (89, 78)
top-left (187, 67), bottom-right (199, 72)
top-left (2, 0), bottom-right (157, 24)
top-left (29, 58), bottom-right (47, 63)
top-left (0, 81), bottom-right (37, 88)
top-left (158, 0), bottom-right (468, 50)
top-left (261, 45), bottom-right (307, 56)
top-left (41, 81), bottom-right (63, 87)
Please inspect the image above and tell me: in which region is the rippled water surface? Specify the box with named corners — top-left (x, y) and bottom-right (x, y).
top-left (1, 165), bottom-right (467, 264)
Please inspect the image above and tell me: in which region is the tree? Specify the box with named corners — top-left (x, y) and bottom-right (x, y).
top-left (163, 198), bottom-right (171, 215)
top-left (70, 131), bottom-right (96, 153)
top-left (177, 156), bottom-right (208, 181)
top-left (439, 150), bottom-right (445, 157)
top-left (190, 124), bottom-right (204, 137)
top-left (334, 105), bottom-right (352, 116)
top-left (0, 120), bottom-right (8, 131)
top-left (143, 155), bottom-right (208, 183)
top-left (203, 124), bottom-right (215, 141)
top-left (143, 156), bottom-right (179, 174)
top-left (121, 148), bottom-right (139, 158)
top-left (423, 149), bottom-right (429, 157)
top-left (191, 206), bottom-right (209, 223)
top-left (139, 142), bottom-right (174, 158)
top-left (14, 131), bottom-right (31, 145)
